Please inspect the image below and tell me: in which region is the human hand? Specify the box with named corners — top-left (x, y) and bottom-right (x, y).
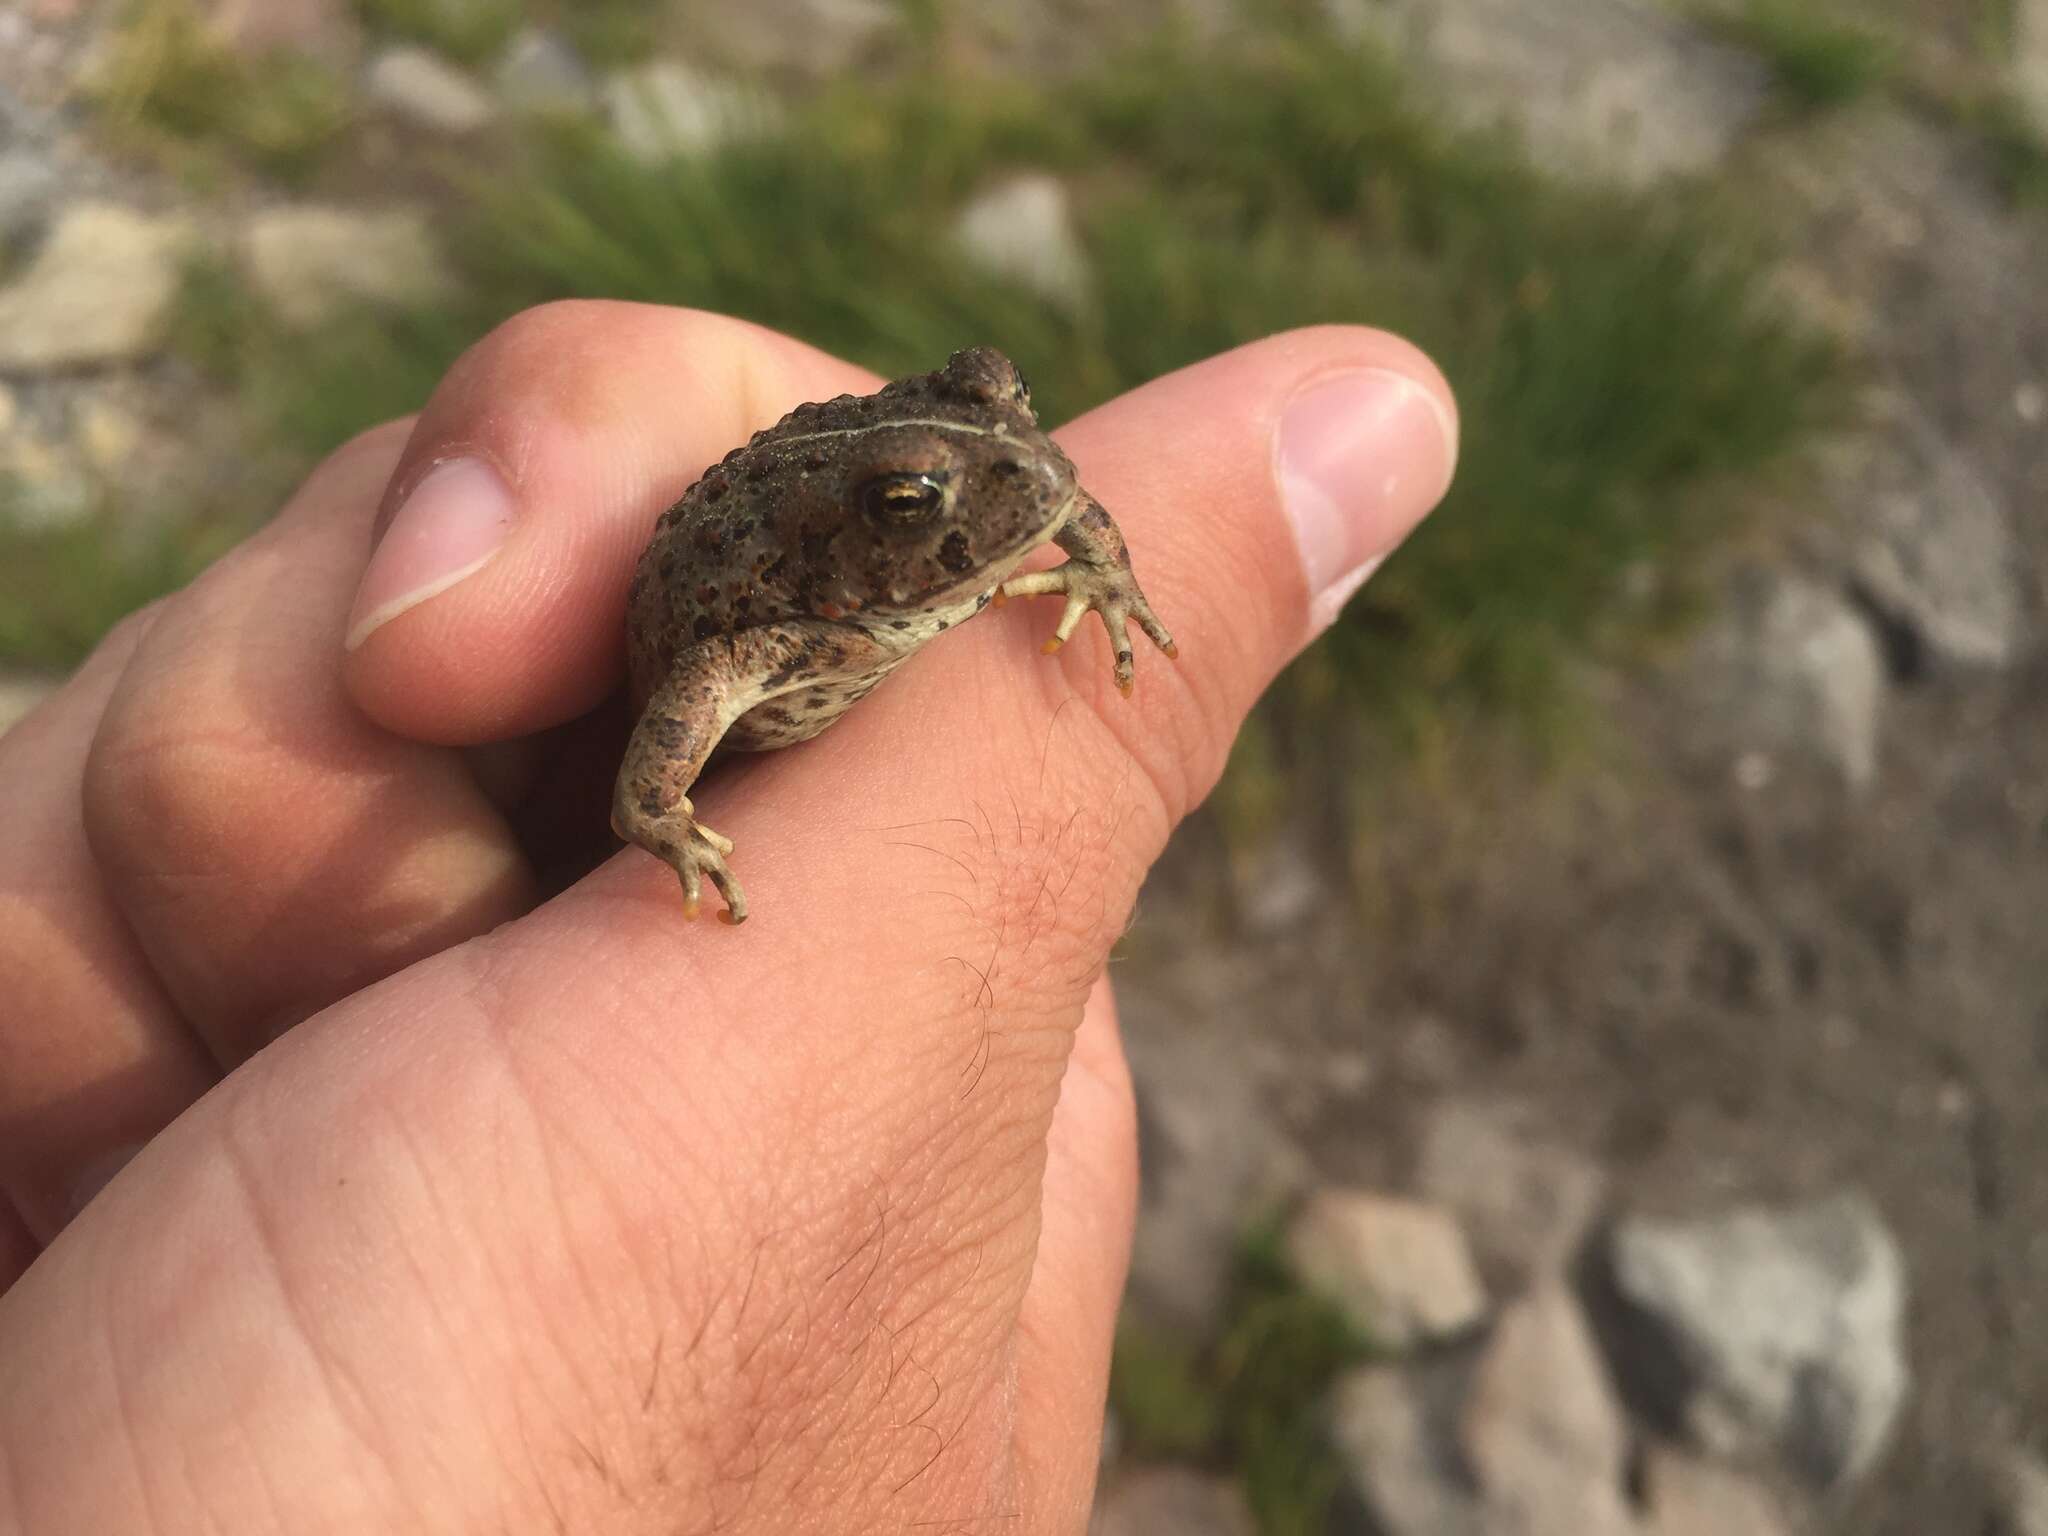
top-left (0, 306), bottom-right (1456, 1533)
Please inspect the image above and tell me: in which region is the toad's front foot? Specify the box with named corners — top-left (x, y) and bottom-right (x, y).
top-left (612, 791), bottom-right (748, 924)
top-left (999, 562), bottom-right (1178, 696)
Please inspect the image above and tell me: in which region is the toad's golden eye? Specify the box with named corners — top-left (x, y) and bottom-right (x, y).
top-left (1013, 369), bottom-right (1030, 404)
top-left (860, 471), bottom-right (948, 525)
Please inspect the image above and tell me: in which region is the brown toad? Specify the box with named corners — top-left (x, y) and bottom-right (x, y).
top-left (613, 346), bottom-right (1176, 924)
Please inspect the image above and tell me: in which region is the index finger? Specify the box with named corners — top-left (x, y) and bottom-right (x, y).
top-left (75, 309), bottom-right (873, 1066)
top-left (343, 302), bottom-right (878, 742)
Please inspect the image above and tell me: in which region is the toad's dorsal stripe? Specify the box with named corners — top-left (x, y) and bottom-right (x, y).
top-left (768, 417), bottom-right (1014, 448)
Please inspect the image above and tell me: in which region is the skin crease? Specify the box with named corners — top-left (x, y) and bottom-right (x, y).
top-left (0, 305), bottom-right (1457, 1535)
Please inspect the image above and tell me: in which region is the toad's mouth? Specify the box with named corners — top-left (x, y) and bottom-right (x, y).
top-left (862, 487), bottom-right (1083, 617)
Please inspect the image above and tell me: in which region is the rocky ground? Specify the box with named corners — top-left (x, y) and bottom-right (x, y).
top-left (1110, 3), bottom-right (2048, 1534)
top-left (2, 1), bottom-right (2045, 1533)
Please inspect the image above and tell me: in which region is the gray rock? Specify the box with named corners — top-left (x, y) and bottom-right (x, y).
top-left (240, 205), bottom-right (452, 328)
top-left (1845, 395), bottom-right (2024, 669)
top-left (1123, 1018), bottom-right (1309, 1333)
top-left (1684, 568), bottom-right (1886, 788)
top-left (1460, 1286), bottom-right (1636, 1536)
top-left (602, 60), bottom-right (777, 162)
top-left (2017, 0), bottom-right (2048, 137)
top-left (494, 27), bottom-right (592, 115)
top-left (0, 147), bottom-right (59, 256)
top-left (1640, 1446), bottom-right (1794, 1536)
top-left (366, 46), bottom-right (497, 134)
top-left (1606, 1191), bottom-right (1908, 1486)
top-left (1326, 0), bottom-right (1768, 187)
top-left (1090, 1466), bottom-right (1257, 1536)
top-left (1286, 1189), bottom-right (1488, 1350)
top-left (0, 204), bottom-right (193, 372)
top-left (952, 173), bottom-right (1092, 311)
top-left (1415, 1099), bottom-right (1607, 1285)
top-left (1328, 1363), bottom-right (1486, 1536)
top-left (0, 672), bottom-right (60, 737)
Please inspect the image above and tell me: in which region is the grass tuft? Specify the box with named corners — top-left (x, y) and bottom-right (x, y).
top-left (123, 22), bottom-right (1837, 748)
top-left (1727, 0), bottom-right (1899, 109)
top-left (353, 0), bottom-right (523, 66)
top-left (548, 0), bottom-right (666, 66)
top-left (1110, 1225), bottom-right (1371, 1536)
top-left (1974, 93), bottom-right (2048, 204)
top-left (0, 495), bottom-right (235, 668)
top-left (93, 0), bottom-right (349, 181)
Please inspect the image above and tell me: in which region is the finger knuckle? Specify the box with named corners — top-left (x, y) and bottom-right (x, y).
top-left (81, 646), bottom-right (261, 889)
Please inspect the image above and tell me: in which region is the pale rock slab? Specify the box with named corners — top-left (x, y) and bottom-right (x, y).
top-left (1640, 1445), bottom-right (1794, 1536)
top-left (603, 60), bottom-right (777, 161)
top-left (1287, 1188), bottom-right (1487, 1350)
top-left (0, 204), bottom-right (193, 372)
top-left (1460, 1285), bottom-right (1636, 1536)
top-left (241, 205), bottom-right (452, 328)
top-left (366, 46), bottom-right (497, 134)
top-left (1327, 0), bottom-right (1767, 187)
top-left (1685, 568), bottom-right (1886, 788)
top-left (1606, 1191), bottom-right (1908, 1487)
top-left (952, 173), bottom-right (1092, 311)
top-left (1090, 1467), bottom-right (1257, 1536)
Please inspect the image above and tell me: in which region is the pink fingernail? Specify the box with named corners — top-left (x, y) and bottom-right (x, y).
top-left (1277, 368), bottom-right (1458, 634)
top-left (344, 458), bottom-right (515, 652)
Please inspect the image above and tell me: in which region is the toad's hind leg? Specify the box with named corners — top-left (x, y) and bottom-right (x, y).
top-left (612, 622), bottom-right (893, 924)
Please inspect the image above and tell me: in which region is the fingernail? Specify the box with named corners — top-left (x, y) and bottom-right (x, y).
top-left (345, 458), bottom-right (515, 652)
top-left (67, 1141), bottom-right (144, 1222)
top-left (1277, 368), bottom-right (1458, 634)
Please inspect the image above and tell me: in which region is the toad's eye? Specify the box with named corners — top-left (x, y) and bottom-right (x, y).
top-left (860, 471), bottom-right (948, 525)
top-left (1012, 370), bottom-right (1031, 403)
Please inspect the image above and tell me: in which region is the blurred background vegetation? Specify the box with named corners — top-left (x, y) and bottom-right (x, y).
top-left (3, 0), bottom-right (1849, 748)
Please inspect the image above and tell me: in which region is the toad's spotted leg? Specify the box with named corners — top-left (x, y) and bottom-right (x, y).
top-left (998, 494), bottom-right (1178, 695)
top-left (613, 621), bottom-right (896, 923)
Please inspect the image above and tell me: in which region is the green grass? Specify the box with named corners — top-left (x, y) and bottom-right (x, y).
top-left (1975, 93), bottom-right (2048, 203)
top-left (148, 24), bottom-right (1833, 735)
top-left (353, 0), bottom-right (665, 67)
top-left (0, 498), bottom-right (233, 669)
top-left (1110, 1227), bottom-right (1372, 1536)
top-left (1723, 0), bottom-right (1900, 108)
top-left (93, 0), bottom-right (350, 181)
top-left (354, 0), bottom-right (522, 66)
top-left (547, 0), bottom-right (666, 66)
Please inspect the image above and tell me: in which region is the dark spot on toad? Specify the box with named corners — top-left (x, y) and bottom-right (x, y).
top-left (939, 529), bottom-right (973, 573)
